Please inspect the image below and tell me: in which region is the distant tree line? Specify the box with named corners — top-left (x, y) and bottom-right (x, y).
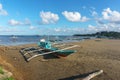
top-left (73, 31), bottom-right (120, 39)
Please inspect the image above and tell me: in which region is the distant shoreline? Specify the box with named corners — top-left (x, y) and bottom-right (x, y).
top-left (73, 31), bottom-right (120, 39)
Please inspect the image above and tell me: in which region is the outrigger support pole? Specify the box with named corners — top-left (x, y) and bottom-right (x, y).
top-left (27, 45), bottom-right (78, 61)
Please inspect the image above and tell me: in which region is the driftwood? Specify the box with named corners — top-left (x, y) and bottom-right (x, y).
top-left (82, 70), bottom-right (103, 80)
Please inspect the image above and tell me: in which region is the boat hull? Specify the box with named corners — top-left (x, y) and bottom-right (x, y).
top-left (53, 50), bottom-right (76, 57)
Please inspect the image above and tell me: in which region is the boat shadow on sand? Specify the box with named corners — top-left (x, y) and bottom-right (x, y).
top-left (43, 53), bottom-right (60, 59)
top-left (59, 70), bottom-right (103, 80)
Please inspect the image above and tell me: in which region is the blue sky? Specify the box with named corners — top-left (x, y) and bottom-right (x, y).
top-left (0, 0), bottom-right (120, 35)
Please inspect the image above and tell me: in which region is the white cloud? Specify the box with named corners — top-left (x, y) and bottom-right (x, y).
top-left (102, 8), bottom-right (120, 23)
top-left (88, 8), bottom-right (120, 33)
top-left (92, 11), bottom-right (98, 17)
top-left (54, 28), bottom-right (61, 32)
top-left (29, 26), bottom-right (35, 30)
top-left (0, 3), bottom-right (8, 16)
top-left (52, 27), bottom-right (86, 35)
top-left (88, 25), bottom-right (98, 32)
top-left (8, 19), bottom-right (22, 26)
top-left (86, 22), bottom-right (120, 33)
top-left (62, 11), bottom-right (89, 22)
top-left (0, 26), bottom-right (25, 33)
top-left (81, 16), bottom-right (89, 22)
top-left (40, 11), bottom-right (59, 24)
top-left (0, 4), bottom-right (2, 9)
top-left (62, 11), bottom-right (80, 22)
top-left (8, 18), bottom-right (31, 26)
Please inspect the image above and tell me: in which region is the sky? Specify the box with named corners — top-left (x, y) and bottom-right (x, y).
top-left (0, 0), bottom-right (120, 35)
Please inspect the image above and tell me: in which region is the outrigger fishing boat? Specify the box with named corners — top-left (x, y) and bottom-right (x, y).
top-left (20, 39), bottom-right (78, 62)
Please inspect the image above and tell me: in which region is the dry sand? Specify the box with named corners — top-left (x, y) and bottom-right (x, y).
top-left (0, 39), bottom-right (120, 80)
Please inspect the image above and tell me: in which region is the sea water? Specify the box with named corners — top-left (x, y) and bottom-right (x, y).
top-left (0, 35), bottom-right (92, 46)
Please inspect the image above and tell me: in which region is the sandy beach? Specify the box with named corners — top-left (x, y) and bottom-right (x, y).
top-left (0, 39), bottom-right (120, 80)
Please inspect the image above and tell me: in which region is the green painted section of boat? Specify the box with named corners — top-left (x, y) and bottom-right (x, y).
top-left (38, 41), bottom-right (76, 57)
top-left (49, 47), bottom-right (76, 54)
top-left (56, 50), bottom-right (76, 56)
top-left (57, 50), bottom-right (76, 54)
top-left (50, 47), bottom-right (58, 51)
top-left (38, 41), bottom-right (51, 49)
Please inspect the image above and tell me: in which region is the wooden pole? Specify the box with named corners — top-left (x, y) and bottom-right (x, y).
top-left (83, 70), bottom-right (103, 80)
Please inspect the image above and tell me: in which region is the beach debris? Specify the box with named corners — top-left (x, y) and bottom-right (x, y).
top-left (13, 57), bottom-right (17, 60)
top-left (82, 70), bottom-right (103, 80)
